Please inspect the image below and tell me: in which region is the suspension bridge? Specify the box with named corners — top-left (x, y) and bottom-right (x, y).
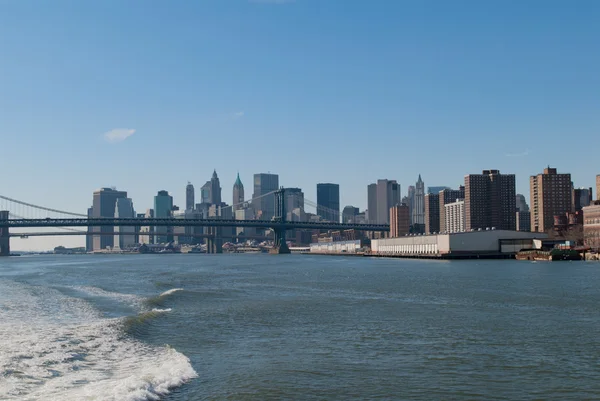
top-left (0, 188), bottom-right (389, 256)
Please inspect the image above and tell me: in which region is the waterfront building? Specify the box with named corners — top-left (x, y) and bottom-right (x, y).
top-left (317, 183), bottom-right (340, 222)
top-left (412, 175), bottom-right (425, 229)
top-left (439, 187), bottom-right (465, 233)
top-left (252, 173), bottom-right (279, 220)
top-left (573, 187), bottom-right (593, 212)
top-left (424, 193), bottom-right (440, 234)
top-left (445, 199), bottom-right (465, 234)
top-left (583, 203), bottom-right (600, 250)
top-left (464, 170), bottom-right (516, 231)
top-left (232, 173), bottom-right (244, 211)
top-left (114, 198), bottom-right (136, 250)
top-left (390, 204), bottom-right (410, 238)
top-left (185, 182), bottom-right (195, 211)
top-left (154, 190), bottom-right (173, 243)
top-left (92, 187), bottom-right (128, 251)
top-left (530, 167), bottom-right (572, 233)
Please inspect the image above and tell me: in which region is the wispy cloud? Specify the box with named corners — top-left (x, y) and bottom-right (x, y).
top-left (232, 111), bottom-right (245, 120)
top-left (103, 128), bottom-right (136, 143)
top-left (505, 149), bottom-right (530, 157)
top-left (249, 0), bottom-right (295, 4)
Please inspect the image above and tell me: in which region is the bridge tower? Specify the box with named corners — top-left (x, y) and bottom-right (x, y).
top-left (271, 188), bottom-right (291, 254)
top-left (0, 211), bottom-right (9, 256)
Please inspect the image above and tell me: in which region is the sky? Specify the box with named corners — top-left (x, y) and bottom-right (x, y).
top-left (1, 0), bottom-right (599, 250)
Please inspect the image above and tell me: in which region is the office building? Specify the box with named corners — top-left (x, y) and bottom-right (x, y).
top-left (390, 204), bottom-right (410, 238)
top-left (530, 167), bottom-right (572, 233)
top-left (200, 181), bottom-right (211, 204)
top-left (342, 206), bottom-right (360, 223)
top-left (516, 194), bottom-right (529, 212)
top-left (412, 175), bottom-right (425, 228)
top-left (464, 170), bottom-right (516, 231)
top-left (439, 187), bottom-right (465, 233)
top-left (317, 183), bottom-right (340, 222)
top-left (210, 170), bottom-right (222, 205)
top-left (286, 188), bottom-right (304, 217)
top-left (138, 209), bottom-right (154, 244)
top-left (516, 211), bottom-right (531, 232)
top-left (236, 207), bottom-right (256, 237)
top-left (86, 207), bottom-right (93, 252)
top-left (92, 187), bottom-right (128, 251)
top-left (367, 179), bottom-right (400, 224)
top-left (573, 187), bottom-right (593, 212)
top-left (424, 193), bottom-right (440, 234)
top-left (252, 173), bottom-right (279, 220)
top-left (233, 173), bottom-right (244, 211)
top-left (154, 190), bottom-right (173, 243)
top-left (428, 186), bottom-right (450, 195)
top-left (114, 198), bottom-right (136, 250)
top-left (407, 185), bottom-right (415, 223)
top-left (185, 182), bottom-right (195, 211)
top-left (445, 199), bottom-right (465, 234)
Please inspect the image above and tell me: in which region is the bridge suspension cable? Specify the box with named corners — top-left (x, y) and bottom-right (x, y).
top-left (0, 195), bottom-right (87, 217)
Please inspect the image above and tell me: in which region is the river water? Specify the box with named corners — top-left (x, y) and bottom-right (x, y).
top-left (1, 254), bottom-right (599, 400)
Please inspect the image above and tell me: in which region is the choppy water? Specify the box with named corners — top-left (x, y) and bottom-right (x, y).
top-left (1, 255), bottom-right (600, 400)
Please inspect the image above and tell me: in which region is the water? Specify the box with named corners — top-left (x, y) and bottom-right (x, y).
top-left (1, 255), bottom-right (600, 400)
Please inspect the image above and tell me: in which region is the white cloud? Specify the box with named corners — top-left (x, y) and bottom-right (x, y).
top-left (232, 111), bottom-right (245, 120)
top-left (103, 128), bottom-right (136, 143)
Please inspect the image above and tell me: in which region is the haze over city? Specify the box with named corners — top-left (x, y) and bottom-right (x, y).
top-left (2, 0), bottom-right (599, 250)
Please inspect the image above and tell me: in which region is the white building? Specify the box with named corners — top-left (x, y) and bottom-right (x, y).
top-left (371, 230), bottom-right (547, 258)
top-left (114, 198), bottom-right (136, 250)
top-left (445, 199), bottom-right (466, 234)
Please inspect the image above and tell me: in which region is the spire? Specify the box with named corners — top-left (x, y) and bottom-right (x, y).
top-left (212, 169), bottom-right (218, 180)
top-left (234, 172), bottom-right (243, 188)
top-left (417, 174), bottom-right (422, 183)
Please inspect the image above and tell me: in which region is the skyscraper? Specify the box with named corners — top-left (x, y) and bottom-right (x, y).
top-left (232, 173), bottom-right (244, 211)
top-left (427, 186), bottom-right (450, 195)
top-left (200, 181), bottom-right (211, 204)
top-left (285, 188), bottom-right (304, 218)
top-left (445, 199), bottom-right (466, 233)
top-left (210, 170), bottom-right (222, 205)
top-left (154, 190), bottom-right (174, 243)
top-left (92, 187), bottom-right (128, 251)
top-left (530, 167), bottom-right (572, 233)
top-left (252, 173), bottom-right (279, 220)
top-left (424, 193), bottom-right (440, 234)
top-left (317, 183), bottom-right (340, 222)
top-left (573, 187), bottom-right (593, 211)
top-left (368, 179), bottom-right (400, 224)
top-left (464, 170), bottom-right (516, 231)
top-left (516, 194), bottom-right (529, 212)
top-left (114, 198), bottom-right (136, 250)
top-left (407, 185), bottom-right (416, 224)
top-left (412, 175), bottom-right (425, 229)
top-left (439, 187), bottom-right (465, 233)
top-left (186, 182), bottom-right (195, 211)
top-left (390, 204), bottom-right (410, 238)
top-left (342, 206), bottom-right (359, 223)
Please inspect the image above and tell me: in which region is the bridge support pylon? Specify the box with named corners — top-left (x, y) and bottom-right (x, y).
top-left (271, 227), bottom-right (291, 254)
top-left (270, 188), bottom-right (291, 254)
top-left (0, 211), bottom-right (10, 257)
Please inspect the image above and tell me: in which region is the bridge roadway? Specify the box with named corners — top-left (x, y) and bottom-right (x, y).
top-left (11, 231), bottom-right (271, 241)
top-left (0, 218), bottom-right (389, 231)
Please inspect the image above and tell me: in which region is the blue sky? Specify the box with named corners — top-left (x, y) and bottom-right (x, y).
top-left (1, 0), bottom-right (599, 249)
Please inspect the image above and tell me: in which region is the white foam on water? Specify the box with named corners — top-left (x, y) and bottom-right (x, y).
top-left (159, 288), bottom-right (183, 297)
top-left (151, 308), bottom-right (172, 313)
top-left (71, 285), bottom-right (146, 308)
top-left (0, 280), bottom-right (197, 401)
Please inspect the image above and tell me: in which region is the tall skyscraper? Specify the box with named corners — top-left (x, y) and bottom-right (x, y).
top-left (252, 173), bottom-right (279, 220)
top-left (200, 181), bottom-right (211, 204)
top-left (114, 198), bottom-right (135, 250)
top-left (407, 185), bottom-right (416, 223)
top-left (424, 193), bottom-right (440, 234)
top-left (368, 179), bottom-right (400, 224)
top-left (342, 206), bottom-right (359, 223)
top-left (464, 170), bottom-right (516, 231)
top-left (92, 187), bottom-right (128, 251)
top-left (232, 173), bottom-right (244, 211)
top-left (186, 182), bottom-right (195, 211)
top-left (317, 183), bottom-right (340, 222)
top-left (412, 175), bottom-right (425, 228)
top-left (285, 188), bottom-right (304, 217)
top-left (210, 170), bottom-right (222, 205)
top-left (427, 186), bottom-right (450, 195)
top-left (154, 190), bottom-right (174, 243)
top-left (439, 187), bottom-right (465, 233)
top-left (573, 187), bottom-right (593, 212)
top-left (516, 194), bottom-right (529, 212)
top-left (390, 204), bottom-right (410, 238)
top-left (530, 167), bottom-right (572, 233)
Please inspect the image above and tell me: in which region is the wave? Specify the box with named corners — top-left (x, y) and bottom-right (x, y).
top-left (146, 288), bottom-right (184, 308)
top-left (0, 280), bottom-right (197, 401)
top-left (160, 288), bottom-right (183, 297)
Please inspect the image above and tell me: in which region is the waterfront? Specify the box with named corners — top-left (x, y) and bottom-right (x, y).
top-left (2, 255), bottom-right (600, 400)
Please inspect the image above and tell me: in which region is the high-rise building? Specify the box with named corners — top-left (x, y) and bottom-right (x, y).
top-left (185, 182), bottom-right (195, 211)
top-left (424, 193), bottom-right (440, 234)
top-left (583, 204), bottom-right (600, 250)
top-left (233, 173), bottom-right (244, 211)
top-left (138, 209), bottom-right (154, 245)
top-left (464, 170), bottom-right (516, 231)
top-left (92, 187), bottom-right (128, 251)
top-left (210, 170), bottom-right (222, 205)
top-left (390, 204), bottom-right (410, 238)
top-left (407, 185), bottom-right (416, 224)
top-left (444, 199), bottom-right (465, 234)
top-left (86, 207), bottom-right (93, 252)
top-left (342, 206), bottom-right (360, 223)
top-left (597, 175), bottom-right (600, 201)
top-left (427, 186), bottom-right (450, 195)
top-left (317, 183), bottom-right (340, 222)
top-left (114, 198), bottom-right (136, 250)
top-left (252, 173), bottom-right (279, 220)
top-left (439, 187), bottom-right (465, 233)
top-left (285, 188), bottom-right (304, 218)
top-left (573, 187), bottom-right (593, 212)
top-left (368, 179), bottom-right (400, 224)
top-left (530, 167), bottom-right (572, 233)
top-left (516, 211), bottom-right (531, 232)
top-left (412, 175), bottom-right (425, 228)
top-left (200, 181), bottom-right (211, 204)
top-left (154, 190), bottom-right (174, 243)
top-left (516, 194), bottom-right (529, 212)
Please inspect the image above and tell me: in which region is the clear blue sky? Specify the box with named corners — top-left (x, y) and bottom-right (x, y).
top-left (1, 0), bottom-right (599, 250)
